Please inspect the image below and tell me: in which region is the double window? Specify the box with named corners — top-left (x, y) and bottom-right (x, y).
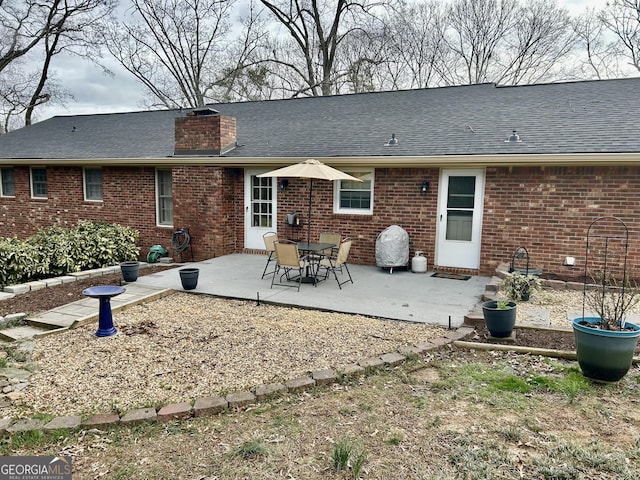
top-left (334, 169), bottom-right (374, 215)
top-left (30, 167), bottom-right (47, 198)
top-left (0, 167), bottom-right (14, 197)
top-left (156, 169), bottom-right (173, 226)
top-left (83, 167), bottom-right (103, 201)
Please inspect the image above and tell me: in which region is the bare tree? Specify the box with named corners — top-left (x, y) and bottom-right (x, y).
top-left (572, 8), bottom-right (626, 80)
top-left (439, 0), bottom-right (578, 86)
top-left (496, 0), bottom-right (577, 84)
top-left (600, 0), bottom-right (640, 72)
top-left (0, 0), bottom-right (115, 131)
top-left (258, 0), bottom-right (382, 97)
top-left (376, 0), bottom-right (448, 90)
top-left (442, 0), bottom-right (519, 85)
top-left (105, 0), bottom-right (267, 108)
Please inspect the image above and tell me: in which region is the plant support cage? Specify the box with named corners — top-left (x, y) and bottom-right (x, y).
top-left (581, 216), bottom-right (630, 326)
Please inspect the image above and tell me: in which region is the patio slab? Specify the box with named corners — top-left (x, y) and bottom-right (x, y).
top-left (135, 254), bottom-right (489, 328)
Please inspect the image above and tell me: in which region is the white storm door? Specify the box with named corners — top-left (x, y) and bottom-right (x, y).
top-left (436, 169), bottom-right (485, 269)
top-left (245, 170), bottom-right (277, 250)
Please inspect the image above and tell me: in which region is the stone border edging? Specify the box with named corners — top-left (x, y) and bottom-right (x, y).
top-left (0, 326), bottom-right (475, 435)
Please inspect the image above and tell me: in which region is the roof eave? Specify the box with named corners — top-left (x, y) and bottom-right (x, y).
top-left (1, 152), bottom-right (639, 168)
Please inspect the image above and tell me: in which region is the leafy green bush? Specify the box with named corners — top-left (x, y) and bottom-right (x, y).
top-left (70, 221), bottom-right (140, 269)
top-left (28, 226), bottom-right (77, 275)
top-left (0, 237), bottom-right (48, 287)
top-left (0, 221), bottom-right (140, 287)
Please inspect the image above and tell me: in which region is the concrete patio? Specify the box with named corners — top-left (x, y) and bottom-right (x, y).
top-left (136, 254), bottom-right (490, 328)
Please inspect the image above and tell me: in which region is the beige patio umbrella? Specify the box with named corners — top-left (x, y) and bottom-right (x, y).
top-left (257, 159), bottom-right (362, 244)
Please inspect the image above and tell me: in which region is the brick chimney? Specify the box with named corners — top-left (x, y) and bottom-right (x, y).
top-left (174, 108), bottom-right (237, 156)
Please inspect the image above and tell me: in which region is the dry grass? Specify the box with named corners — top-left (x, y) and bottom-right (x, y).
top-left (7, 348), bottom-right (640, 480)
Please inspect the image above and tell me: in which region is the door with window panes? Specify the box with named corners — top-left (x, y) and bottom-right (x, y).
top-left (436, 169), bottom-right (485, 269)
top-left (245, 170), bottom-right (277, 250)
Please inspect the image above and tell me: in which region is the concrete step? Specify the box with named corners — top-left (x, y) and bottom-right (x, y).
top-left (464, 304), bottom-right (484, 327)
top-left (0, 325), bottom-right (66, 342)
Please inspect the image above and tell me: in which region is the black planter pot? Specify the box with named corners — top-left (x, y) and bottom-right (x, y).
top-left (573, 317), bottom-right (640, 382)
top-left (120, 261), bottom-right (140, 282)
top-left (179, 268), bottom-right (199, 290)
top-left (482, 301), bottom-right (517, 338)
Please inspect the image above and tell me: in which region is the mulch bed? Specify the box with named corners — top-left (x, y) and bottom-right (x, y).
top-left (464, 324), bottom-right (577, 351)
top-left (464, 323), bottom-right (640, 355)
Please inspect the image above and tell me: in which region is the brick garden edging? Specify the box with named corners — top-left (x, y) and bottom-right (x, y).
top-left (0, 327), bottom-right (474, 435)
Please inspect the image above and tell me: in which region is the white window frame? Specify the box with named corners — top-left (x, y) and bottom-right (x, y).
top-left (30, 167), bottom-right (47, 199)
top-left (0, 167), bottom-right (15, 197)
top-left (83, 167), bottom-right (103, 201)
top-left (333, 169), bottom-right (374, 215)
top-left (156, 168), bottom-right (173, 227)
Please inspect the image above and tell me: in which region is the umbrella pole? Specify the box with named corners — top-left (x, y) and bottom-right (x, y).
top-left (307, 178), bottom-right (313, 244)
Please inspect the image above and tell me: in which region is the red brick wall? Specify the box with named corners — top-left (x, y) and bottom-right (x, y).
top-left (172, 166), bottom-right (240, 260)
top-left (481, 166), bottom-right (640, 277)
top-left (0, 166), bottom-right (177, 261)
top-left (5, 164), bottom-right (640, 276)
top-left (174, 115), bottom-right (236, 154)
top-left (273, 167), bottom-right (440, 267)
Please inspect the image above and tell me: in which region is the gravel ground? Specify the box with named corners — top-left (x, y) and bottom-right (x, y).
top-left (8, 293), bottom-right (449, 418)
top-left (5, 281), bottom-right (638, 420)
top-left (514, 287), bottom-right (640, 329)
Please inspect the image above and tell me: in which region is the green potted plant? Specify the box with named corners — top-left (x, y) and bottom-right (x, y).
top-left (482, 272), bottom-right (540, 338)
top-left (500, 271), bottom-right (541, 302)
top-left (482, 299), bottom-right (517, 338)
top-left (573, 270), bottom-right (640, 382)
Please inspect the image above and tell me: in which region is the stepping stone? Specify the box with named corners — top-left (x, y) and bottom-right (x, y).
top-left (0, 326), bottom-right (50, 342)
top-left (519, 307), bottom-right (550, 327)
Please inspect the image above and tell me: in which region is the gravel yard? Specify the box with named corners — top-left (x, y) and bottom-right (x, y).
top-left (8, 293), bottom-right (449, 418)
top-left (4, 279), bottom-right (640, 421)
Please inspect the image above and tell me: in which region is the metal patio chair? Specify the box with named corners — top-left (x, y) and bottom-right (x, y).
top-left (261, 231), bottom-right (279, 279)
top-left (317, 239), bottom-right (354, 289)
top-left (270, 241), bottom-right (311, 291)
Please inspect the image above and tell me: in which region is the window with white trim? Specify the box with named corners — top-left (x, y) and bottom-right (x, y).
top-left (334, 169), bottom-right (374, 215)
top-left (30, 167), bottom-right (47, 198)
top-left (83, 167), bottom-right (103, 201)
top-left (1, 167), bottom-right (14, 197)
top-left (156, 169), bottom-right (173, 226)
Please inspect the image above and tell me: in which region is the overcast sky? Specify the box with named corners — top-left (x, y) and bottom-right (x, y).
top-left (36, 0), bottom-right (607, 122)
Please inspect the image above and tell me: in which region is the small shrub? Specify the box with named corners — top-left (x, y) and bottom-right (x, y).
top-left (501, 271), bottom-right (541, 302)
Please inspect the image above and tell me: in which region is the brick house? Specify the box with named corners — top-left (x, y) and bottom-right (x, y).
top-left (1, 78), bottom-right (640, 277)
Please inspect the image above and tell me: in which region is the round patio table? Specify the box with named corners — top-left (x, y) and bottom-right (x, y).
top-left (83, 286), bottom-right (126, 337)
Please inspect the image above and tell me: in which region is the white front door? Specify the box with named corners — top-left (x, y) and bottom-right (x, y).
top-left (436, 169), bottom-right (485, 269)
top-left (245, 170), bottom-right (277, 250)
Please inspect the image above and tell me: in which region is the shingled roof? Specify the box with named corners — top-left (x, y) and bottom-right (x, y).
top-left (1, 78), bottom-right (639, 162)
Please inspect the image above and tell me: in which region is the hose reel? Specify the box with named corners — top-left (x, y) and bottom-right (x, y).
top-left (172, 228), bottom-right (193, 261)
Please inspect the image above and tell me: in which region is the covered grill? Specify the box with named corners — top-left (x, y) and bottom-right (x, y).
top-left (375, 225), bottom-right (409, 273)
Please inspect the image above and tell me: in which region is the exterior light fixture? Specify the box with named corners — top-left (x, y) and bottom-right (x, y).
top-left (505, 130), bottom-right (522, 143)
top-left (385, 133), bottom-right (398, 146)
top-left (421, 181), bottom-right (430, 194)
top-left (279, 179), bottom-right (289, 191)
